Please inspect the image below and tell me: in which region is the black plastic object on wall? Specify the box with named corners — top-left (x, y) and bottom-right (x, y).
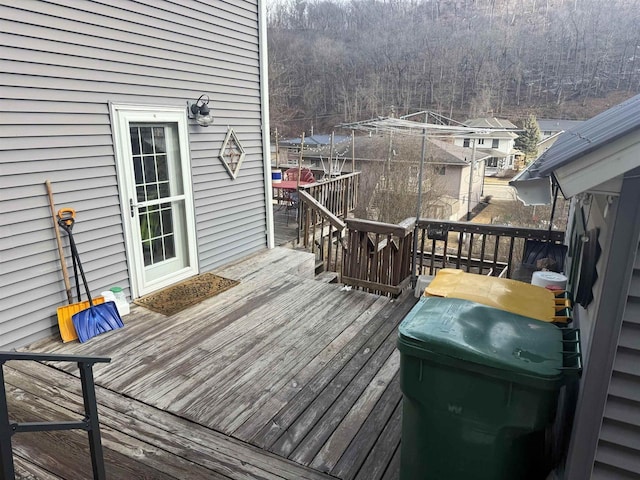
top-left (575, 228), bottom-right (600, 307)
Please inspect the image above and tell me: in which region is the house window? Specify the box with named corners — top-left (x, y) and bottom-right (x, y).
top-left (492, 139), bottom-right (499, 148)
top-left (487, 157), bottom-right (499, 168)
top-left (434, 166), bottom-right (446, 175)
top-left (463, 138), bottom-right (470, 147)
top-left (477, 138), bottom-right (485, 145)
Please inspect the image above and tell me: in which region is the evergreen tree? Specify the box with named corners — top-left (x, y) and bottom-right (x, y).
top-left (515, 115), bottom-right (541, 159)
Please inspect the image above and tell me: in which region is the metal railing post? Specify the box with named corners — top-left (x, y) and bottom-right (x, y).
top-left (0, 363), bottom-right (16, 480)
top-left (0, 352), bottom-right (110, 480)
top-left (79, 362), bottom-right (107, 480)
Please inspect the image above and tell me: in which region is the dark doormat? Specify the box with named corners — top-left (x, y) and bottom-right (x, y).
top-left (134, 272), bottom-right (239, 316)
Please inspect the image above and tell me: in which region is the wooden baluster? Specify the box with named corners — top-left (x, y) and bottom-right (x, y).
top-left (326, 224), bottom-right (333, 271)
top-left (371, 233), bottom-right (380, 288)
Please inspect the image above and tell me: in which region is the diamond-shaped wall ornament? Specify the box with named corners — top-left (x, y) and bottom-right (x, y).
top-left (219, 128), bottom-right (245, 179)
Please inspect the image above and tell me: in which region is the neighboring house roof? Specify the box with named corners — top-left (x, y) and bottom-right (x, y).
top-left (458, 118), bottom-right (519, 139)
top-left (281, 134), bottom-right (350, 146)
top-left (477, 148), bottom-right (508, 158)
top-left (476, 130), bottom-right (519, 139)
top-left (463, 117), bottom-right (519, 129)
top-left (428, 138), bottom-right (490, 165)
top-left (537, 94), bottom-right (640, 177)
top-left (537, 118), bottom-right (585, 133)
top-left (536, 131), bottom-right (564, 150)
top-left (306, 135), bottom-right (488, 166)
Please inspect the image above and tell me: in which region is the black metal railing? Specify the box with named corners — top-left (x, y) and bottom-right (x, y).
top-left (0, 351), bottom-right (110, 480)
top-left (415, 219), bottom-right (565, 280)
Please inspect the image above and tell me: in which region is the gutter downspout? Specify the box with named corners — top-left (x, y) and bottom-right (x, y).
top-left (258, 0), bottom-right (274, 249)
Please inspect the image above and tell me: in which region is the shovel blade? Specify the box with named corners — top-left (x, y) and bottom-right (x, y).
top-left (72, 301), bottom-right (124, 343)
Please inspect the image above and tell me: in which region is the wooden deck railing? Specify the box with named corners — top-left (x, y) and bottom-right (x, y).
top-left (414, 219), bottom-right (565, 280)
top-left (299, 172), bottom-right (359, 220)
top-left (298, 190), bottom-right (346, 273)
top-left (336, 217), bottom-right (565, 296)
top-left (292, 180), bottom-right (566, 293)
top-left (294, 172), bottom-right (359, 273)
top-left (341, 218), bottom-right (414, 296)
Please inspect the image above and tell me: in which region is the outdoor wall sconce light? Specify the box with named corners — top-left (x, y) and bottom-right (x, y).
top-left (187, 94), bottom-right (214, 127)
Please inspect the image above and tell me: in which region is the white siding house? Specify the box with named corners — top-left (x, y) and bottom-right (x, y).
top-left (0, 0), bottom-right (273, 349)
top-left (454, 117), bottom-right (522, 177)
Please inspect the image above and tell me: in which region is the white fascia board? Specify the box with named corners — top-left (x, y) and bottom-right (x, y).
top-left (553, 134), bottom-right (640, 198)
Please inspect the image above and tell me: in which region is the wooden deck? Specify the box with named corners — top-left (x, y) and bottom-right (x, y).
top-left (9, 247), bottom-right (418, 479)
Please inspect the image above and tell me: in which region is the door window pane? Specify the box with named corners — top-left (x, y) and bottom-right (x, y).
top-left (137, 200), bottom-right (177, 266)
top-left (130, 126), bottom-right (174, 204)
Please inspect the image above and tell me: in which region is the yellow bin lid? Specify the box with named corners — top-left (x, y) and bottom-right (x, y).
top-left (424, 269), bottom-right (556, 322)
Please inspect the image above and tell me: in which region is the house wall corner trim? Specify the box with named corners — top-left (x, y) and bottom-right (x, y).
top-left (258, 0), bottom-right (274, 249)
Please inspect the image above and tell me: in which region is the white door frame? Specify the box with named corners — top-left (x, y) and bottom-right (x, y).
top-left (110, 103), bottom-right (199, 298)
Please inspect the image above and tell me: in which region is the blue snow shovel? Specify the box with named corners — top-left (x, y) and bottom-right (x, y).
top-left (58, 209), bottom-right (124, 343)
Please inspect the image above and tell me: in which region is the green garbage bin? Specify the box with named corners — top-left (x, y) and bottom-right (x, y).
top-left (397, 296), bottom-right (579, 480)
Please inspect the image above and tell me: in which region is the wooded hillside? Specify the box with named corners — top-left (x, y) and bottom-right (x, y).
top-left (268, 0), bottom-right (640, 135)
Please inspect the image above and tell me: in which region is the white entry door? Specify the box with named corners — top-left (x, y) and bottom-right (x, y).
top-left (112, 105), bottom-right (198, 297)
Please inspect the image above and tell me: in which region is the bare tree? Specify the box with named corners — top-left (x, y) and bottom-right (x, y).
top-left (268, 0), bottom-right (640, 134)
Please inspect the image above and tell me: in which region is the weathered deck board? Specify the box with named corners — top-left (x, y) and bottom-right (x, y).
top-left (254, 293), bottom-right (416, 454)
top-left (309, 350), bottom-right (400, 472)
top-left (14, 456), bottom-right (64, 480)
top-left (232, 294), bottom-right (391, 440)
top-left (16, 247), bottom-right (418, 480)
top-left (6, 361), bottom-right (332, 480)
top-left (173, 283), bottom-right (379, 425)
top-left (210, 293), bottom-right (385, 431)
top-left (286, 334), bottom-right (399, 464)
top-left (6, 380), bottom-right (211, 479)
top-left (330, 373), bottom-right (402, 480)
top-left (355, 401), bottom-right (403, 480)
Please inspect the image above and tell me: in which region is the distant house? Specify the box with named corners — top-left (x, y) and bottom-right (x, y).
top-left (537, 118), bottom-right (585, 139)
top-left (0, 1), bottom-right (273, 349)
top-left (512, 94), bottom-right (640, 479)
top-left (453, 118), bottom-right (523, 177)
top-left (536, 130), bottom-right (564, 156)
top-left (307, 134), bottom-right (489, 221)
top-left (535, 119), bottom-right (586, 158)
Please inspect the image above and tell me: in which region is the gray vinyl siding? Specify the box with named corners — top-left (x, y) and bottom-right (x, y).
top-left (592, 242), bottom-right (640, 478)
top-left (0, 0), bottom-right (268, 349)
top-left (573, 194), bottom-right (613, 358)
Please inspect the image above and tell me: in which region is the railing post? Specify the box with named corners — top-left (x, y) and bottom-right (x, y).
top-left (0, 363), bottom-right (16, 480)
top-left (79, 362), bottom-right (107, 480)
